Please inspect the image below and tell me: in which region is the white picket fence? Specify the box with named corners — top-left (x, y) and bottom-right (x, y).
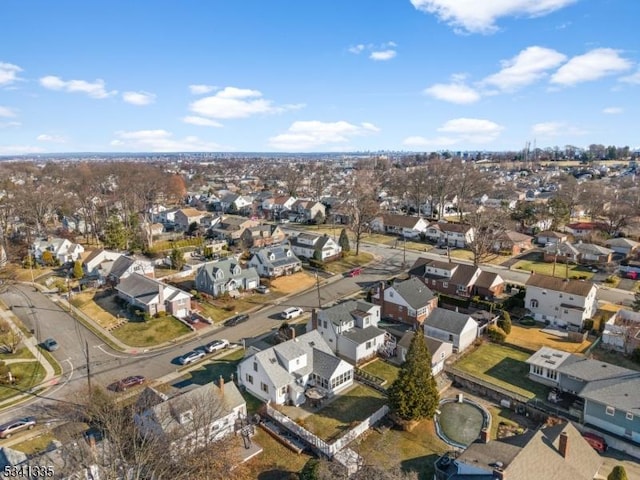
top-left (331, 405), bottom-right (389, 452)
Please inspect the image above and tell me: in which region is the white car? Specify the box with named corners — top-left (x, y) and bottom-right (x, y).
top-left (204, 339), bottom-right (230, 353)
top-left (281, 307), bottom-right (303, 320)
top-left (178, 350), bottom-right (206, 365)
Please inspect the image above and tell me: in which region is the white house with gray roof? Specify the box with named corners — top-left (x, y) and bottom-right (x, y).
top-left (423, 307), bottom-right (478, 353)
top-left (237, 330), bottom-right (353, 406)
top-left (32, 237), bottom-right (84, 264)
top-left (289, 233), bottom-right (342, 262)
top-left (195, 258), bottom-right (259, 297)
top-left (247, 245), bottom-right (302, 278)
top-left (308, 300), bottom-right (389, 365)
top-left (115, 273), bottom-right (191, 318)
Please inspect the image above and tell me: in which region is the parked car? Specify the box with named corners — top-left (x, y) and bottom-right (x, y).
top-left (224, 314), bottom-right (249, 327)
top-left (255, 285), bottom-right (270, 294)
top-left (204, 339), bottom-right (230, 353)
top-left (347, 267), bottom-right (363, 277)
top-left (582, 432), bottom-right (608, 453)
top-left (281, 307), bottom-right (303, 320)
top-left (0, 417), bottom-right (36, 439)
top-left (178, 350), bottom-right (206, 365)
top-left (42, 338), bottom-right (59, 352)
top-left (111, 375), bottom-right (146, 392)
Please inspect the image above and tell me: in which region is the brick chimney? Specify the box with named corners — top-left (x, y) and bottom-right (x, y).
top-left (378, 281), bottom-right (386, 317)
top-left (480, 428), bottom-right (489, 443)
top-left (311, 308), bottom-right (318, 330)
top-left (558, 431), bottom-right (568, 458)
top-left (492, 467), bottom-right (505, 480)
top-left (219, 375), bottom-right (224, 397)
top-left (289, 326), bottom-right (296, 339)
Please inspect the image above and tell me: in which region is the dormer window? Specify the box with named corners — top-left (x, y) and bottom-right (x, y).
top-left (179, 410), bottom-right (193, 424)
top-left (233, 266), bottom-right (241, 275)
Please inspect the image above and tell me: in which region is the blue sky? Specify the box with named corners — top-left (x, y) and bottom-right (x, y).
top-left (1, 0), bottom-right (639, 154)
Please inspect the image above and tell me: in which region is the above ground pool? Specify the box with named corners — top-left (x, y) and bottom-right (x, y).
top-left (434, 396), bottom-right (491, 449)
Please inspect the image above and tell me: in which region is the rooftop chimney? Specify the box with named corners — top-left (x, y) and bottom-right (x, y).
top-left (158, 283), bottom-right (165, 307)
top-left (289, 325), bottom-right (296, 340)
top-left (559, 431), bottom-right (569, 458)
top-left (480, 428), bottom-right (490, 444)
top-left (492, 467), bottom-right (505, 480)
top-left (219, 375), bottom-right (225, 397)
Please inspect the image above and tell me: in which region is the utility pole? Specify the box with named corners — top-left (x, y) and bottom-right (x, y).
top-left (85, 340), bottom-right (92, 394)
top-left (315, 269), bottom-right (322, 310)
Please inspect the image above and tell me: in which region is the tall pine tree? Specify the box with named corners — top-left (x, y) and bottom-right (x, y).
top-left (388, 332), bottom-right (439, 421)
top-left (339, 228), bottom-right (351, 253)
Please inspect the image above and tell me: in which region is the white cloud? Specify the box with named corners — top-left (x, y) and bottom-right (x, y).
top-left (189, 84), bottom-right (217, 95)
top-left (268, 120), bottom-right (380, 151)
top-left (602, 107), bottom-right (623, 115)
top-left (36, 134), bottom-right (66, 143)
top-left (483, 46), bottom-right (567, 91)
top-left (437, 117), bottom-right (504, 142)
top-left (531, 121), bottom-right (587, 137)
top-left (0, 145), bottom-right (45, 155)
top-left (190, 86), bottom-right (303, 120)
top-left (40, 75), bottom-right (117, 98)
top-left (369, 50), bottom-right (397, 61)
top-left (550, 48), bottom-right (632, 86)
top-left (0, 62), bottom-right (22, 86)
top-left (122, 91), bottom-right (156, 106)
top-left (348, 44), bottom-right (366, 54)
top-left (410, 0), bottom-right (577, 34)
top-left (423, 78), bottom-right (481, 104)
top-left (0, 106), bottom-right (16, 118)
top-left (0, 121), bottom-right (21, 129)
top-left (182, 116), bottom-right (223, 127)
top-left (620, 70), bottom-right (640, 85)
top-left (111, 129), bottom-right (221, 152)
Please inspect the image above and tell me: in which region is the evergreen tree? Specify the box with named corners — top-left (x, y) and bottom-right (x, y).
top-left (497, 311), bottom-right (512, 335)
top-left (632, 291), bottom-right (640, 312)
top-left (170, 248), bottom-right (185, 271)
top-left (103, 215), bottom-right (128, 250)
top-left (387, 333), bottom-right (439, 421)
top-left (73, 260), bottom-right (84, 280)
top-left (339, 228), bottom-right (351, 253)
top-left (608, 465), bottom-right (628, 480)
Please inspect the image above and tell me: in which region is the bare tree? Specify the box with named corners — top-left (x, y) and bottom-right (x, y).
top-left (465, 208), bottom-right (507, 265)
top-left (309, 163), bottom-right (332, 201)
top-left (279, 163), bottom-right (307, 197)
top-left (425, 160), bottom-right (453, 219)
top-left (0, 319), bottom-right (23, 354)
top-left (346, 170), bottom-right (380, 256)
top-left (450, 160), bottom-right (490, 221)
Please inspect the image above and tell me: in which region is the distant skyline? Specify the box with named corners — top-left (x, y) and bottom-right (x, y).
top-left (1, 0), bottom-right (639, 154)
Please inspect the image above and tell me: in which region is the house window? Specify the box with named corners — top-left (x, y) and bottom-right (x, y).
top-left (245, 374), bottom-right (254, 384)
top-left (626, 412), bottom-right (634, 421)
top-left (260, 382), bottom-right (269, 394)
top-left (530, 299), bottom-right (539, 308)
top-left (448, 334), bottom-right (453, 342)
top-left (440, 352), bottom-right (445, 360)
top-left (532, 365), bottom-right (543, 376)
top-left (366, 341), bottom-right (372, 349)
top-left (443, 282), bottom-right (448, 288)
top-left (564, 309), bottom-right (568, 314)
top-left (546, 370), bottom-right (557, 381)
top-left (606, 406), bottom-right (615, 416)
top-left (253, 362), bottom-right (258, 372)
top-left (431, 279), bottom-right (436, 286)
top-left (569, 297), bottom-right (574, 301)
top-left (323, 320), bottom-right (327, 329)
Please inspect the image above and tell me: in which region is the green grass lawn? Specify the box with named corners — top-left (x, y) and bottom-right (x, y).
top-left (245, 429), bottom-right (312, 480)
top-left (12, 432), bottom-right (56, 455)
top-left (111, 315), bottom-right (192, 347)
top-left (178, 348), bottom-right (246, 386)
top-left (0, 346), bottom-right (35, 361)
top-left (512, 259), bottom-right (595, 280)
top-left (301, 384), bottom-right (387, 442)
top-left (455, 343), bottom-right (547, 400)
top-left (361, 359), bottom-right (400, 386)
top-left (197, 295), bottom-right (267, 324)
top-left (323, 252), bottom-right (375, 274)
top-left (0, 362), bottom-right (46, 401)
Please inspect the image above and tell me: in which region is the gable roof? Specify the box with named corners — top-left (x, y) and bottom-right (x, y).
top-left (525, 274), bottom-right (595, 297)
top-left (391, 277), bottom-right (436, 309)
top-left (605, 237), bottom-right (640, 248)
top-left (109, 255), bottom-right (136, 278)
top-left (197, 258), bottom-right (259, 284)
top-left (424, 308), bottom-right (476, 335)
top-left (319, 299), bottom-right (378, 326)
top-left (252, 245), bottom-right (301, 268)
top-left (379, 214), bottom-right (425, 229)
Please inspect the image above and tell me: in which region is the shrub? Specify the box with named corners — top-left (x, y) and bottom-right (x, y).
top-left (497, 311), bottom-right (512, 335)
top-left (520, 317), bottom-right (536, 326)
top-left (583, 319), bottom-right (594, 332)
top-left (487, 326), bottom-right (507, 343)
top-left (631, 348), bottom-right (640, 365)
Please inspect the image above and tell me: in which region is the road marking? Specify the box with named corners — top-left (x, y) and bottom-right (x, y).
top-left (95, 344), bottom-right (132, 358)
top-left (46, 359), bottom-right (74, 397)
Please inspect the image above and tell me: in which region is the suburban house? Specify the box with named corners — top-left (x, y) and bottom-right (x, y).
top-left (493, 230), bottom-right (533, 255)
top-left (62, 214), bottom-right (92, 234)
top-left (543, 241), bottom-right (580, 264)
top-left (371, 278), bottom-right (437, 326)
top-left (219, 193), bottom-right (253, 213)
top-left (535, 230), bottom-right (569, 246)
top-left (524, 275), bottom-right (598, 329)
top-left (423, 308), bottom-right (478, 353)
top-left (564, 222), bottom-right (607, 238)
top-left (83, 249), bottom-right (124, 279)
top-left (262, 195), bottom-right (296, 219)
top-left (134, 379), bottom-right (247, 454)
top-left (107, 255), bottom-right (155, 284)
top-left (396, 332), bottom-right (452, 375)
top-left (602, 308), bottom-right (640, 353)
top-left (425, 223), bottom-right (475, 248)
top-left (434, 421), bottom-right (602, 480)
top-left (370, 214), bottom-right (429, 239)
top-left (195, 259), bottom-right (260, 297)
top-left (247, 245), bottom-right (302, 278)
top-left (605, 237), bottom-right (639, 257)
top-left (291, 199), bottom-right (326, 222)
top-left (174, 207), bottom-right (207, 231)
top-left (289, 233), bottom-right (342, 262)
top-left (153, 206), bottom-right (180, 226)
top-left (32, 237), bottom-right (85, 264)
top-left (409, 258), bottom-right (505, 300)
top-left (208, 215), bottom-right (260, 242)
top-left (543, 241), bottom-right (613, 265)
top-left (240, 224), bottom-right (286, 248)
top-left (237, 330), bottom-right (354, 406)
top-left (115, 273), bottom-right (191, 318)
top-left (307, 301), bottom-right (390, 365)
top-left (526, 347), bottom-right (640, 443)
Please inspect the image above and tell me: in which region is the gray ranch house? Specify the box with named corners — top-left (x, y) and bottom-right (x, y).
top-left (195, 258), bottom-right (260, 297)
top-left (247, 245), bottom-right (302, 278)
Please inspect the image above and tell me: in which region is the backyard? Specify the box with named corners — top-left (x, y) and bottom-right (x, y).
top-left (454, 343), bottom-right (547, 400)
top-left (71, 291), bottom-right (124, 330)
top-left (360, 358), bottom-right (400, 386)
top-left (512, 256), bottom-right (595, 280)
top-left (506, 323), bottom-right (592, 354)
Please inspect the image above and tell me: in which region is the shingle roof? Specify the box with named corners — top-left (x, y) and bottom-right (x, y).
top-left (525, 274), bottom-right (595, 297)
top-left (424, 308), bottom-right (476, 335)
top-left (391, 277), bottom-right (436, 309)
top-left (605, 237), bottom-right (640, 248)
top-left (313, 348), bottom-right (345, 379)
top-left (579, 375), bottom-right (640, 413)
top-left (379, 214), bottom-right (424, 229)
top-left (109, 255), bottom-right (135, 279)
top-left (341, 326), bottom-right (386, 344)
top-left (319, 300), bottom-right (378, 326)
top-left (474, 271), bottom-right (502, 289)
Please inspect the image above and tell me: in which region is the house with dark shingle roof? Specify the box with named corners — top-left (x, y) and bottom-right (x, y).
top-left (493, 230), bottom-right (533, 255)
top-left (434, 421), bottom-right (602, 480)
top-left (107, 254), bottom-right (155, 284)
top-left (524, 274), bottom-right (597, 329)
top-left (247, 245), bottom-right (302, 278)
top-left (289, 233), bottom-right (342, 262)
top-left (195, 258), bottom-right (259, 297)
top-left (397, 332), bottom-right (452, 375)
top-left (526, 346), bottom-right (640, 444)
top-left (544, 241), bottom-right (613, 265)
top-left (115, 273), bottom-right (191, 318)
top-left (308, 300), bottom-right (389, 365)
top-left (237, 330), bottom-right (353, 406)
top-left (371, 278), bottom-right (437, 326)
top-left (423, 307), bottom-right (478, 353)
top-left (370, 214), bottom-right (429, 239)
top-left (240, 224), bottom-right (286, 248)
top-left (605, 237), bottom-right (639, 257)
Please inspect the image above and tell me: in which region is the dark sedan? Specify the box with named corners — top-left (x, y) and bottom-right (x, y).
top-left (224, 313), bottom-right (249, 327)
top-left (110, 375), bottom-right (146, 392)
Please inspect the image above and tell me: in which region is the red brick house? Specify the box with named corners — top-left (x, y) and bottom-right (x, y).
top-left (371, 277), bottom-right (437, 326)
top-left (493, 230), bottom-right (533, 255)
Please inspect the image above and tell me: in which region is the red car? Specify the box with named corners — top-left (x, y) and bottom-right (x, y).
top-left (348, 267), bottom-right (363, 277)
top-left (111, 375), bottom-right (146, 392)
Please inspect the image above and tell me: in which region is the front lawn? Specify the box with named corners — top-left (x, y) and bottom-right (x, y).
top-left (505, 324), bottom-right (592, 354)
top-left (111, 316), bottom-right (192, 347)
top-left (176, 348), bottom-right (246, 386)
top-left (455, 343), bottom-right (547, 400)
top-left (512, 259), bottom-right (594, 280)
top-left (12, 432), bottom-right (56, 455)
top-left (448, 249), bottom-right (512, 265)
top-left (322, 252), bottom-right (375, 275)
top-left (0, 346), bottom-right (35, 361)
top-left (361, 359), bottom-right (399, 386)
top-left (299, 384), bottom-right (387, 442)
top-left (71, 292), bottom-right (123, 330)
top-left (0, 362), bottom-right (46, 401)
